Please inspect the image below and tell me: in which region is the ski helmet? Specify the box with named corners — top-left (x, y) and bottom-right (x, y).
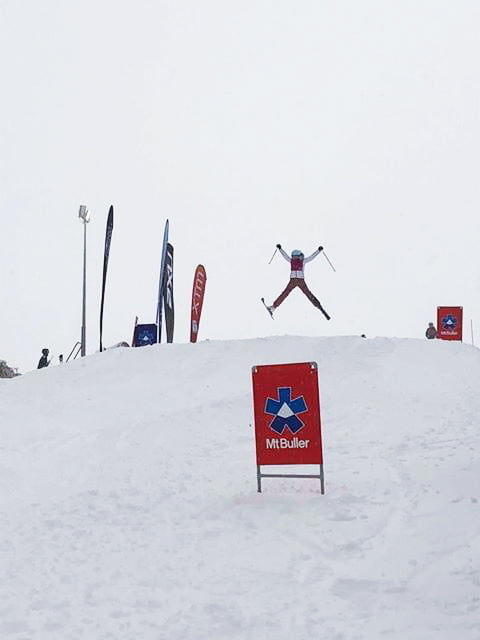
top-left (291, 249), bottom-right (303, 257)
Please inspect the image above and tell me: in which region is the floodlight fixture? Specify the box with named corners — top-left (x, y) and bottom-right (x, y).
top-left (78, 205), bottom-right (90, 223)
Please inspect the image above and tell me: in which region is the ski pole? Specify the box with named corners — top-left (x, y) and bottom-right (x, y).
top-left (322, 250), bottom-right (336, 272)
top-left (268, 248), bottom-right (278, 264)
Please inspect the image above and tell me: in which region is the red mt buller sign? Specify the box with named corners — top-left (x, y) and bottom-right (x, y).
top-left (437, 306), bottom-right (463, 341)
top-left (252, 362), bottom-right (324, 492)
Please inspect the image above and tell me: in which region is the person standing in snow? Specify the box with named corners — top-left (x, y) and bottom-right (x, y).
top-left (425, 322), bottom-right (437, 339)
top-left (265, 245), bottom-right (330, 319)
top-left (37, 348), bottom-right (50, 369)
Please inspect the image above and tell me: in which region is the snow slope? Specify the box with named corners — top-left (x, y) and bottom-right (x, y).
top-left (0, 336), bottom-right (479, 639)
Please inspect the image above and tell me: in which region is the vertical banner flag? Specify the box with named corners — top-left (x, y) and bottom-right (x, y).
top-left (190, 265), bottom-right (207, 343)
top-left (131, 316), bottom-right (139, 347)
top-left (99, 205), bottom-right (114, 352)
top-left (252, 362), bottom-right (324, 493)
top-left (156, 219), bottom-right (169, 343)
top-left (437, 306), bottom-right (463, 341)
top-left (163, 243), bottom-right (174, 343)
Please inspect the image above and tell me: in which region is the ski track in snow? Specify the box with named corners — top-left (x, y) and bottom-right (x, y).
top-left (0, 336), bottom-right (479, 639)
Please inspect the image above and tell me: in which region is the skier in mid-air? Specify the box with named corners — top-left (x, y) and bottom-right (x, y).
top-left (262, 244), bottom-right (330, 320)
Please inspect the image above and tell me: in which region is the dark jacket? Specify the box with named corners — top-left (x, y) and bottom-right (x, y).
top-left (425, 326), bottom-right (437, 339)
top-left (37, 355), bottom-right (49, 369)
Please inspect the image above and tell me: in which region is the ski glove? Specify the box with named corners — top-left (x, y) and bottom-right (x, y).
top-left (318, 246), bottom-right (323, 252)
top-left (276, 244), bottom-right (281, 249)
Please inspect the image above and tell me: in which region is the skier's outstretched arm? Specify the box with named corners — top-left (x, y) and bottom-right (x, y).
top-left (304, 246), bottom-right (323, 264)
top-left (276, 245), bottom-right (290, 262)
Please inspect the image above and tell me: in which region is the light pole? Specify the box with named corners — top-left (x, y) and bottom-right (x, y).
top-left (78, 205), bottom-right (90, 357)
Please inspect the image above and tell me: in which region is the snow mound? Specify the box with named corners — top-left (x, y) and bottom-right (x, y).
top-left (1, 335), bottom-right (479, 639)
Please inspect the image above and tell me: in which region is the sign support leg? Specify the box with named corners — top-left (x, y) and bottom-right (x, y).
top-left (319, 464), bottom-right (325, 494)
top-left (257, 465), bottom-right (262, 493)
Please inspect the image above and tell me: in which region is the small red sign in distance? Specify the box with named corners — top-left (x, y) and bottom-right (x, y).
top-left (437, 306), bottom-right (463, 341)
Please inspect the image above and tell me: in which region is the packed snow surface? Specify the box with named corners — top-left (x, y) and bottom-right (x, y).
top-left (0, 335), bottom-right (479, 639)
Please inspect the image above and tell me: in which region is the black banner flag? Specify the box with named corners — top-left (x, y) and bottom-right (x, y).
top-left (99, 205), bottom-right (114, 352)
top-left (163, 243), bottom-right (174, 343)
top-left (156, 219), bottom-right (169, 343)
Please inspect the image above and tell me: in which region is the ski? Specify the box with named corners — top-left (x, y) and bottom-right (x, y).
top-left (318, 304), bottom-right (331, 321)
top-left (261, 298), bottom-right (274, 319)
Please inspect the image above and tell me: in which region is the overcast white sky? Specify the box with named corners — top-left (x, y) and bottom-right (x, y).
top-left (2, 0), bottom-right (480, 372)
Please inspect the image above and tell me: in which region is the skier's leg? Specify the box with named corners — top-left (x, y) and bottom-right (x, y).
top-left (272, 279), bottom-right (298, 309)
top-left (298, 280), bottom-right (330, 319)
top-left (297, 279), bottom-right (321, 307)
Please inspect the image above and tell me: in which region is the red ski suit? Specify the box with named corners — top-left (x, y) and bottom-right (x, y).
top-left (272, 248), bottom-right (323, 310)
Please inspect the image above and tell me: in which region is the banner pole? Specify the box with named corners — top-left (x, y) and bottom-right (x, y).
top-left (131, 316), bottom-right (138, 347)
